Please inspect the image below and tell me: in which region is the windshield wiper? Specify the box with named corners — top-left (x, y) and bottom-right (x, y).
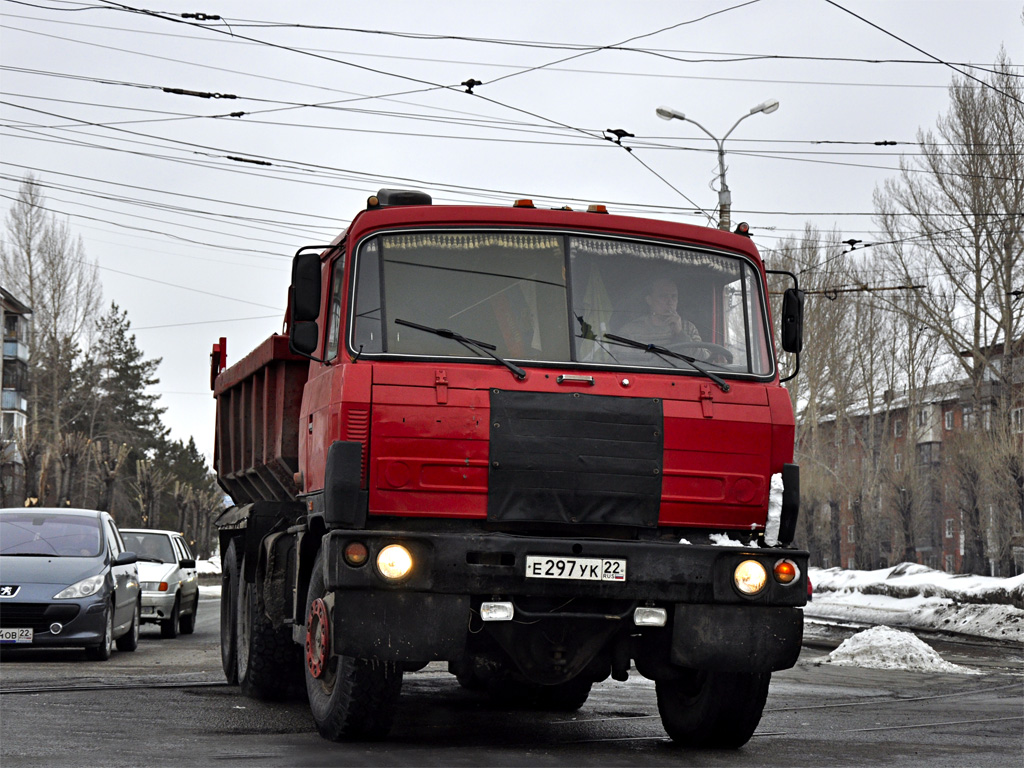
top-left (603, 333), bottom-right (730, 393)
top-left (135, 556), bottom-right (165, 563)
top-left (394, 319), bottom-right (526, 380)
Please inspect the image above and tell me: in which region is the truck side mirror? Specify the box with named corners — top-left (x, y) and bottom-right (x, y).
top-left (780, 288), bottom-right (804, 354)
top-left (291, 251), bottom-right (322, 322)
top-left (290, 319), bottom-right (320, 356)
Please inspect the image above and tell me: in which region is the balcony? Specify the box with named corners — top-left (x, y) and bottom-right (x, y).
top-left (3, 339), bottom-right (28, 362)
top-left (1, 389), bottom-right (27, 412)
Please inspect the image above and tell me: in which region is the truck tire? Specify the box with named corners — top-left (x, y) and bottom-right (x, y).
top-left (655, 669), bottom-right (771, 748)
top-left (304, 549), bottom-right (403, 741)
top-left (221, 539), bottom-right (241, 684)
top-left (237, 553), bottom-right (301, 700)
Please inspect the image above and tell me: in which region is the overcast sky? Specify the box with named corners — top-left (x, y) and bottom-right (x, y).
top-left (1, 0), bottom-right (1021, 460)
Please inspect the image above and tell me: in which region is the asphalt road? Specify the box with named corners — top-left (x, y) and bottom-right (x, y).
top-left (1, 596), bottom-right (1021, 768)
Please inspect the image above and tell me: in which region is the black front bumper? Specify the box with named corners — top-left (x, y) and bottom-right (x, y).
top-left (321, 530), bottom-right (807, 672)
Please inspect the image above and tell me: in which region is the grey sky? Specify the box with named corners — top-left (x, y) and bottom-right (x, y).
top-left (1, 0), bottom-right (1020, 459)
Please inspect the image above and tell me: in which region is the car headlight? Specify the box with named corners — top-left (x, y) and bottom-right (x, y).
top-left (54, 573), bottom-right (105, 599)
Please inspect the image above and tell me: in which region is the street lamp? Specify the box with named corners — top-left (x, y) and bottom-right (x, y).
top-left (656, 99), bottom-right (779, 231)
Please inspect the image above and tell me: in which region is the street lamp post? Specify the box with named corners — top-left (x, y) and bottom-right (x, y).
top-left (656, 100), bottom-right (779, 231)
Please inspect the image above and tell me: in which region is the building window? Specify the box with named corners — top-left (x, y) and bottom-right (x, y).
top-left (847, 557), bottom-right (856, 570)
top-left (917, 408), bottom-right (928, 428)
top-left (1013, 408), bottom-right (1023, 434)
top-left (945, 518), bottom-right (954, 539)
top-left (894, 453), bottom-right (902, 471)
top-left (847, 524), bottom-right (856, 543)
top-left (944, 554), bottom-right (955, 573)
top-left (963, 406), bottom-right (974, 431)
top-left (944, 410), bottom-right (954, 431)
top-left (893, 419), bottom-right (903, 437)
top-left (916, 442), bottom-right (941, 465)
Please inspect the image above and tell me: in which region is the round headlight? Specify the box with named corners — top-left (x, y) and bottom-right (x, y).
top-left (733, 560), bottom-right (768, 596)
top-left (376, 544), bottom-right (413, 581)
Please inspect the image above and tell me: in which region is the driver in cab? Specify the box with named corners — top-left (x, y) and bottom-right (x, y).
top-left (618, 277), bottom-right (705, 355)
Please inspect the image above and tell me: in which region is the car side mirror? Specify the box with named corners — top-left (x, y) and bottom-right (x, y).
top-left (179, 558), bottom-right (196, 569)
top-left (114, 551), bottom-right (137, 566)
top-left (781, 287), bottom-right (804, 354)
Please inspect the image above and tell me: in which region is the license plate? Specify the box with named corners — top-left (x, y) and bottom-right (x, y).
top-left (0, 627), bottom-right (33, 644)
top-left (525, 556), bottom-right (626, 582)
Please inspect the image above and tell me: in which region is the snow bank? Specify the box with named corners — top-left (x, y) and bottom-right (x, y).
top-left (807, 564), bottom-right (1024, 643)
top-left (813, 625), bottom-right (981, 675)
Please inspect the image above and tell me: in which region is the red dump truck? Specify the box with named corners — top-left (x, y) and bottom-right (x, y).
top-left (211, 189), bottom-right (807, 748)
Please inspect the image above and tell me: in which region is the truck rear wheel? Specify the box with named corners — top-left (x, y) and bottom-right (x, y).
top-left (304, 549), bottom-right (403, 741)
top-left (237, 553), bottom-right (301, 700)
top-left (655, 669), bottom-right (770, 748)
top-left (220, 539), bottom-right (241, 684)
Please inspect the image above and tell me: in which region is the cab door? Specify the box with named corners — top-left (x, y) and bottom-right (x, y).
top-left (302, 252), bottom-right (347, 491)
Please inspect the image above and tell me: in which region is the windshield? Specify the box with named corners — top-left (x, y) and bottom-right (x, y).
top-left (121, 532), bottom-right (176, 563)
top-left (351, 230), bottom-right (772, 377)
top-left (0, 513), bottom-right (103, 557)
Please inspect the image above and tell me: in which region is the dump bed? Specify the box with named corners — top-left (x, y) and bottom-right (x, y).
top-left (212, 334), bottom-right (309, 504)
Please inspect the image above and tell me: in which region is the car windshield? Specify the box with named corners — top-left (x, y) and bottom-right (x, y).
top-left (121, 532), bottom-right (176, 563)
top-left (351, 231), bottom-right (772, 377)
top-left (0, 513), bottom-right (102, 557)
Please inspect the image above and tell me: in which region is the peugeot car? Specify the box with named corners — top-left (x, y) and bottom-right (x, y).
top-left (119, 528), bottom-right (198, 638)
top-left (0, 507), bottom-right (140, 659)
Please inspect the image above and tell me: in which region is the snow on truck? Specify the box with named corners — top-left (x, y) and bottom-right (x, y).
top-left (210, 188), bottom-right (808, 748)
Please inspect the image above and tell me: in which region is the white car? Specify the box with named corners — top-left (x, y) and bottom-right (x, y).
top-left (119, 529), bottom-right (199, 638)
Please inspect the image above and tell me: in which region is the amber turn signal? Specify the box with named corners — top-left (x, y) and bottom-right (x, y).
top-left (773, 558), bottom-right (799, 584)
top-left (343, 541), bottom-right (369, 567)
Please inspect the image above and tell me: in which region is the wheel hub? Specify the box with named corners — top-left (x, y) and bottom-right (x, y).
top-left (305, 597), bottom-right (330, 679)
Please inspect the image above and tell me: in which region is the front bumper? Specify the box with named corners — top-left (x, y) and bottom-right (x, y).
top-left (321, 530), bottom-right (807, 672)
top-left (324, 530), bottom-right (808, 606)
top-left (0, 595), bottom-right (109, 647)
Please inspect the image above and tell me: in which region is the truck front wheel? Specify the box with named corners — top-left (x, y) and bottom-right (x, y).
top-left (304, 549), bottom-right (403, 741)
top-left (655, 669), bottom-right (770, 748)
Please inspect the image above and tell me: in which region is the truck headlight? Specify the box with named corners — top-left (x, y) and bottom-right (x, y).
top-left (376, 544), bottom-right (413, 581)
top-left (733, 560), bottom-right (767, 596)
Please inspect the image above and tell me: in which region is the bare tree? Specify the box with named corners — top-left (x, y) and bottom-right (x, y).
top-left (1, 175), bottom-right (101, 502)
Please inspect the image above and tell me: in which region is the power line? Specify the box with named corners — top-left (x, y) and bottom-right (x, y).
top-left (823, 0), bottom-right (1024, 105)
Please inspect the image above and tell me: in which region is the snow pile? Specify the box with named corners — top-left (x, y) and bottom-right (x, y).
top-left (196, 557), bottom-right (221, 576)
top-left (708, 532), bottom-right (758, 547)
top-left (807, 564), bottom-right (1024, 643)
top-left (814, 625), bottom-right (981, 675)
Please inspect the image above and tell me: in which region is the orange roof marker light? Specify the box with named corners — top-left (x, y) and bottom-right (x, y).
top-left (587, 204), bottom-right (609, 214)
top-left (512, 199), bottom-right (536, 208)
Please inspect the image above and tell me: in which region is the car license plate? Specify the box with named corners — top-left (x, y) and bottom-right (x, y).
top-left (525, 556), bottom-right (626, 582)
top-left (0, 627), bottom-right (33, 644)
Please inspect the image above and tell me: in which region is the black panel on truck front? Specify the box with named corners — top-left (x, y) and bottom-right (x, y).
top-left (487, 390), bottom-right (663, 527)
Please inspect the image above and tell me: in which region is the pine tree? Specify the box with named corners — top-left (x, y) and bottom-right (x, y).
top-left (89, 302), bottom-right (168, 453)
